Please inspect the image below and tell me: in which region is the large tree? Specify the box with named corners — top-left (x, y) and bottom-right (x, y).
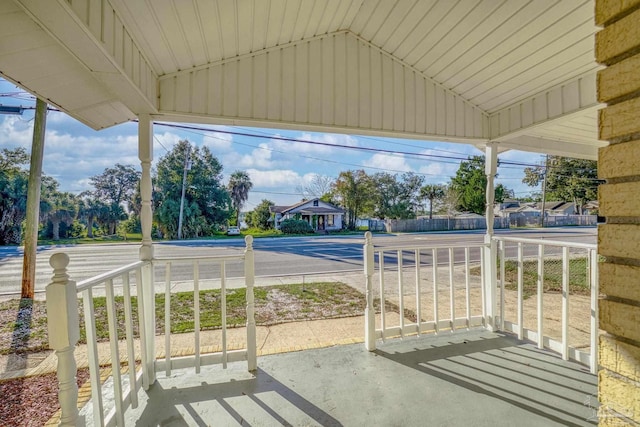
top-left (369, 172), bottom-right (424, 219)
top-left (0, 148), bottom-right (29, 245)
top-left (420, 184), bottom-right (446, 219)
top-left (333, 170), bottom-right (374, 229)
top-left (42, 191), bottom-right (78, 240)
top-left (154, 140), bottom-right (231, 238)
top-left (522, 156), bottom-right (600, 214)
top-left (247, 199), bottom-right (274, 230)
top-left (450, 156), bottom-right (512, 214)
top-left (295, 174), bottom-right (335, 200)
top-left (227, 170), bottom-right (253, 226)
top-left (90, 163), bottom-right (140, 207)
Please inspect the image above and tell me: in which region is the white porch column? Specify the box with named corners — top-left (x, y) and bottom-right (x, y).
top-left (138, 114), bottom-right (156, 385)
top-left (483, 142), bottom-right (498, 331)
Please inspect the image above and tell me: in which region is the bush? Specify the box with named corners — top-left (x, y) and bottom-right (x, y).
top-left (279, 219), bottom-right (313, 234)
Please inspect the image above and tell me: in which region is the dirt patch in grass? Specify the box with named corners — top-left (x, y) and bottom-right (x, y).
top-left (0, 282), bottom-right (378, 358)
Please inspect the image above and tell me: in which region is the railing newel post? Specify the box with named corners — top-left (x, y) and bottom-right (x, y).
top-left (364, 231), bottom-right (376, 351)
top-left (46, 253), bottom-right (81, 426)
top-left (244, 235), bottom-right (257, 370)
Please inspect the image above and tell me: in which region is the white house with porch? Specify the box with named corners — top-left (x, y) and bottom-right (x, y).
top-left (271, 199), bottom-right (344, 231)
top-left (1, 0), bottom-right (638, 425)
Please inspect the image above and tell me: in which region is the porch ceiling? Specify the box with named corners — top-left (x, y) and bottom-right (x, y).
top-left (1, 0), bottom-right (605, 159)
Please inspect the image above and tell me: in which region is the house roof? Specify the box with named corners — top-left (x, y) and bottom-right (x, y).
top-left (0, 1), bottom-right (605, 159)
top-left (271, 199), bottom-right (344, 215)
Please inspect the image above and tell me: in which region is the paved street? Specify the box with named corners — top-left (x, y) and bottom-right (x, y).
top-left (0, 227), bottom-right (596, 296)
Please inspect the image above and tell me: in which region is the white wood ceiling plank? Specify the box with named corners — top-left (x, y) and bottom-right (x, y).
top-left (433, 0), bottom-right (554, 87)
top-left (0, 28), bottom-right (52, 54)
top-left (336, 0), bottom-right (364, 30)
top-left (191, 69), bottom-right (207, 114)
top-left (281, 46), bottom-right (295, 122)
top-left (393, 58), bottom-right (404, 131)
top-left (252, 53), bottom-right (267, 119)
top-left (454, 16), bottom-right (595, 98)
top-left (151, 0), bottom-right (192, 70)
top-left (223, 61), bottom-right (238, 117)
top-left (425, 81), bottom-right (435, 135)
top-left (238, 57), bottom-right (254, 117)
top-left (349, 0), bottom-right (381, 36)
top-left (478, 56), bottom-right (597, 113)
top-left (0, 9), bottom-right (36, 37)
top-left (404, 68), bottom-right (415, 133)
top-left (290, 0), bottom-right (316, 41)
top-left (113, 14), bottom-right (124, 69)
top-left (370, 0), bottom-right (417, 50)
top-left (414, 73), bottom-right (425, 134)
top-left (264, 0), bottom-right (287, 50)
top-left (315, 0), bottom-right (343, 36)
top-left (278, 1), bottom-right (301, 45)
top-left (358, 0), bottom-right (396, 42)
top-left (216, 0), bottom-right (239, 61)
top-left (395, 0), bottom-right (459, 66)
top-left (562, 80), bottom-right (581, 113)
top-left (412, 0), bottom-right (488, 72)
top-left (358, 39), bottom-right (371, 129)
top-left (346, 35), bottom-right (359, 128)
top-left (123, 33), bottom-right (133, 79)
top-left (88, 0), bottom-right (102, 40)
top-left (236, 0), bottom-right (254, 55)
top-left (381, 0), bottom-right (436, 56)
top-left (208, 64), bottom-right (223, 116)
top-left (308, 39), bottom-right (322, 124)
top-left (173, 1), bottom-right (208, 67)
top-left (175, 72), bottom-right (190, 113)
top-left (267, 50), bottom-right (281, 120)
top-left (70, 0), bottom-right (88, 27)
top-left (322, 37), bottom-right (334, 125)
top-left (294, 43), bottom-right (309, 123)
top-left (435, 85), bottom-right (445, 135)
top-left (521, 100), bottom-right (533, 128)
top-left (381, 54), bottom-right (393, 131)
top-left (369, 48), bottom-right (382, 130)
top-left (196, 0), bottom-right (223, 63)
top-left (445, 91), bottom-right (455, 136)
top-left (102, 1), bottom-right (115, 58)
top-left (464, 103), bottom-right (474, 138)
top-left (334, 34), bottom-right (347, 126)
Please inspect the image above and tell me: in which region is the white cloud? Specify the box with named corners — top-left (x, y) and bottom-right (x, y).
top-left (0, 116), bottom-right (34, 147)
top-left (202, 131), bottom-right (233, 151)
top-left (223, 143), bottom-right (279, 169)
top-left (246, 169), bottom-right (302, 188)
top-left (362, 153), bottom-right (413, 173)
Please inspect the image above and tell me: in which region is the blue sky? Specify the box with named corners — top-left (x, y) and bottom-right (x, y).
top-left (0, 79), bottom-right (544, 210)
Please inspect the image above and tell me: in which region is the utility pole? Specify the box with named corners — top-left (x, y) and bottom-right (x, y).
top-left (540, 155), bottom-right (549, 228)
top-left (21, 98), bottom-right (47, 299)
top-left (177, 144), bottom-right (191, 240)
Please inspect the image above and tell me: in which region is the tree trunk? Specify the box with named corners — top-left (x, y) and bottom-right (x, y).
top-left (429, 198), bottom-right (433, 219)
top-left (52, 220), bottom-right (60, 241)
top-left (86, 215), bottom-right (94, 238)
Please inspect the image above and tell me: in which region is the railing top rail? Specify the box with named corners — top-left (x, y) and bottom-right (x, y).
top-left (152, 254), bottom-right (245, 263)
top-left (76, 260), bottom-right (149, 292)
top-left (493, 235), bottom-right (596, 250)
top-left (374, 243), bottom-right (485, 252)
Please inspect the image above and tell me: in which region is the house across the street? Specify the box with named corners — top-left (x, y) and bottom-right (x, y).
top-left (270, 198), bottom-right (344, 232)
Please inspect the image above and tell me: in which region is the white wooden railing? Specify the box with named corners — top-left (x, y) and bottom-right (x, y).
top-left (46, 236), bottom-right (256, 426)
top-left (363, 232), bottom-right (485, 350)
top-left (493, 236), bottom-right (599, 374)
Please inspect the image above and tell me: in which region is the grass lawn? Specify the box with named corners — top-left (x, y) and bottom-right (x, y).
top-left (0, 282), bottom-right (385, 356)
top-left (472, 257), bottom-right (593, 299)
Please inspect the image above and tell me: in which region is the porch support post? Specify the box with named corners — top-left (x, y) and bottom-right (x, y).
top-left (138, 114), bottom-right (156, 385)
top-left (364, 232), bottom-right (376, 350)
top-left (483, 142), bottom-right (498, 331)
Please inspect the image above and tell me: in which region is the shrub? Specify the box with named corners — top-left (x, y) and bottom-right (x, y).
top-left (279, 219), bottom-right (313, 234)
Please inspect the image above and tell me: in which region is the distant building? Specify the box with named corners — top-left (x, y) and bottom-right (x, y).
top-left (270, 198), bottom-right (344, 231)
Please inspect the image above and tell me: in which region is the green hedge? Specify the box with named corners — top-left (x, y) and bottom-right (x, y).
top-left (280, 219), bottom-right (314, 234)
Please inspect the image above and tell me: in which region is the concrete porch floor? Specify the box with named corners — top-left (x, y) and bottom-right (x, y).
top-left (122, 329), bottom-right (597, 426)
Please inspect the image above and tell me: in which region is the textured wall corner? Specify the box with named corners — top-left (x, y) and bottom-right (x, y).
top-left (596, 0), bottom-right (640, 425)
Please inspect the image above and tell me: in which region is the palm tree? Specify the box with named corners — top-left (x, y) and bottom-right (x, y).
top-left (44, 192), bottom-right (78, 240)
top-left (420, 184), bottom-right (446, 219)
top-left (227, 171), bottom-right (253, 226)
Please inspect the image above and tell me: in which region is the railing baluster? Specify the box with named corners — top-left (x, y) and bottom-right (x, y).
top-left (517, 242), bottom-right (524, 340)
top-left (480, 248), bottom-right (485, 324)
top-left (194, 261), bottom-right (201, 374)
top-left (590, 249), bottom-right (599, 374)
top-left (83, 288), bottom-right (104, 427)
top-left (449, 247), bottom-right (455, 331)
top-left (415, 249), bottom-right (421, 335)
top-left (105, 279), bottom-right (124, 426)
top-left (537, 244), bottom-right (545, 350)
top-left (465, 247), bottom-right (470, 329)
top-left (562, 246), bottom-right (570, 361)
top-left (135, 267), bottom-right (149, 391)
top-left (122, 272), bottom-right (138, 409)
top-left (432, 248), bottom-right (439, 333)
top-left (397, 250), bottom-right (404, 337)
top-left (221, 261), bottom-right (228, 368)
top-left (499, 241), bottom-right (505, 331)
top-left (379, 251), bottom-right (386, 339)
top-left (164, 262), bottom-right (172, 376)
